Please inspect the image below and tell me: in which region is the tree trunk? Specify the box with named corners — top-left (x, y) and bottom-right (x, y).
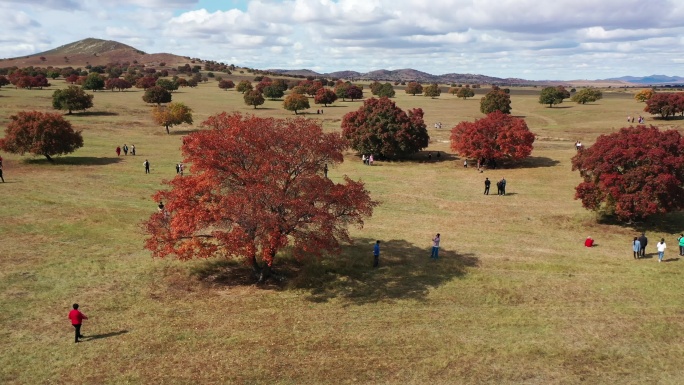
top-left (258, 264), bottom-right (272, 283)
top-left (165, 124), bottom-right (170, 134)
top-left (44, 154), bottom-right (54, 163)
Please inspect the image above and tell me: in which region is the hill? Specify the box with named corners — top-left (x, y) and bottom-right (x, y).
top-left (606, 74), bottom-right (684, 85)
top-left (0, 38), bottom-right (191, 68)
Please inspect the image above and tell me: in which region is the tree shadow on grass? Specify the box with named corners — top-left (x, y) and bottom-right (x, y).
top-left (24, 156), bottom-right (123, 166)
top-left (290, 238), bottom-right (479, 305)
top-left (84, 330), bottom-right (128, 341)
top-left (75, 111), bottom-right (119, 117)
top-left (515, 156), bottom-right (561, 169)
top-left (190, 238), bottom-right (479, 304)
top-left (598, 211), bottom-right (684, 233)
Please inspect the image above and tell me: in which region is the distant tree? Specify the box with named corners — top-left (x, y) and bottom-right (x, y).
top-left (314, 88), bottom-right (338, 107)
top-left (376, 83), bottom-right (395, 98)
top-left (480, 88), bottom-right (512, 114)
top-left (187, 78), bottom-right (198, 88)
top-left (423, 84), bottom-right (442, 98)
top-left (218, 79), bottom-right (235, 90)
top-left (448, 87), bottom-right (459, 95)
top-left (152, 102), bottom-right (193, 134)
top-left (283, 93), bottom-right (310, 114)
top-left (30, 75), bottom-right (50, 89)
top-left (66, 74), bottom-right (79, 84)
top-left (142, 112), bottom-right (375, 282)
top-left (263, 85), bottom-right (284, 100)
top-left (0, 75), bottom-right (9, 88)
top-left (450, 111), bottom-right (535, 165)
top-left (0, 111), bottom-right (83, 163)
top-left (538, 86), bottom-right (566, 107)
top-left (369, 81), bottom-right (383, 96)
top-left (52, 85), bottom-right (94, 114)
top-left (634, 89), bottom-right (655, 103)
top-left (82, 73), bottom-right (104, 91)
top-left (243, 90), bottom-right (265, 109)
top-left (105, 78), bottom-right (132, 91)
top-left (644, 93), bottom-right (682, 119)
top-left (342, 97), bottom-right (428, 159)
top-left (346, 85), bottom-right (363, 101)
top-left (571, 88), bottom-right (603, 104)
top-left (156, 78), bottom-right (179, 92)
top-left (272, 79), bottom-right (289, 93)
top-left (143, 86), bottom-right (172, 105)
top-left (334, 82), bottom-right (351, 101)
top-left (405, 82), bottom-right (423, 96)
top-left (236, 80), bottom-right (253, 94)
top-left (571, 126), bottom-right (684, 221)
top-left (135, 76), bottom-right (157, 90)
top-left (456, 87), bottom-right (475, 100)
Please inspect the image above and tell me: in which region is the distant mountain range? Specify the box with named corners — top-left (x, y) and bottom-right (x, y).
top-left (2, 38), bottom-right (682, 86)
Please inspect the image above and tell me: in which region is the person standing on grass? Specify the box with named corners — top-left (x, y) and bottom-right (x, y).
top-left (123, 144), bottom-right (128, 156)
top-left (323, 163), bottom-right (328, 178)
top-left (638, 233), bottom-right (648, 258)
top-left (373, 240), bottom-right (380, 268)
top-left (430, 233), bottom-right (441, 259)
top-left (0, 166), bottom-right (4, 183)
top-left (657, 238), bottom-right (666, 262)
top-left (484, 178), bottom-right (490, 195)
top-left (633, 237), bottom-right (641, 259)
top-left (677, 234), bottom-right (684, 256)
top-left (116, 146), bottom-right (121, 156)
top-left (131, 144), bottom-right (136, 156)
top-left (144, 159), bottom-right (150, 174)
top-left (500, 177), bottom-right (507, 195)
top-left (68, 304), bottom-right (88, 343)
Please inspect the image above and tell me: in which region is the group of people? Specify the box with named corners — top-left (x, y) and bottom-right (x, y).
top-left (630, 233), bottom-right (671, 262)
top-left (483, 177), bottom-right (507, 195)
top-left (627, 115), bottom-right (645, 124)
top-left (115, 144), bottom-right (136, 157)
top-left (175, 162), bottom-right (185, 176)
top-left (434, 122), bottom-right (443, 129)
top-left (361, 154), bottom-right (374, 165)
top-left (316, 109), bottom-right (324, 114)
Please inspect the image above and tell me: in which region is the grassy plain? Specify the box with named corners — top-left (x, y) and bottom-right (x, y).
top-left (1, 78), bottom-right (684, 385)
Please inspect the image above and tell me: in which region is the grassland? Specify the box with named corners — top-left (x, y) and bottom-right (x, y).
top-left (1, 78), bottom-right (684, 385)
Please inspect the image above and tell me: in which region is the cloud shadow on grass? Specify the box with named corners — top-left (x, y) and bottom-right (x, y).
top-left (290, 238), bottom-right (479, 305)
top-left (25, 157), bottom-right (124, 166)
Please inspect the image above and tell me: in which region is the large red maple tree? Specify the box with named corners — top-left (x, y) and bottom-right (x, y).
top-left (571, 126), bottom-right (684, 221)
top-left (450, 111), bottom-right (535, 165)
top-left (143, 112), bottom-right (376, 282)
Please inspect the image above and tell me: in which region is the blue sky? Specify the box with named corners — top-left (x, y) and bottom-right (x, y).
top-left (2, 0), bottom-right (684, 80)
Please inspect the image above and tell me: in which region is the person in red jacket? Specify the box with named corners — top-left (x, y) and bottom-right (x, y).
top-left (68, 303), bottom-right (88, 343)
top-left (584, 236), bottom-right (594, 247)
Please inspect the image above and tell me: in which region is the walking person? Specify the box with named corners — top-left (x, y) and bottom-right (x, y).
top-left (68, 303), bottom-right (88, 343)
top-left (369, 154), bottom-right (374, 166)
top-left (430, 233), bottom-right (441, 259)
top-left (638, 233), bottom-right (648, 258)
top-left (116, 146), bottom-right (121, 156)
top-left (484, 178), bottom-right (490, 195)
top-left (656, 238), bottom-right (666, 262)
top-left (131, 144), bottom-right (136, 156)
top-left (144, 159), bottom-right (150, 174)
top-left (123, 144), bottom-right (129, 156)
top-left (463, 159), bottom-right (467, 168)
top-left (678, 234), bottom-right (684, 256)
top-left (373, 240), bottom-right (380, 268)
top-left (633, 237), bottom-right (641, 259)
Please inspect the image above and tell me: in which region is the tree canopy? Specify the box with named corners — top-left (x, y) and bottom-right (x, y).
top-left (570, 88), bottom-right (603, 104)
top-left (314, 88), bottom-right (338, 107)
top-left (450, 111), bottom-right (535, 165)
top-left (480, 87), bottom-right (512, 114)
top-left (538, 87), bottom-right (566, 107)
top-left (456, 87), bottom-right (475, 100)
top-left (341, 97), bottom-right (429, 159)
top-left (643, 93), bottom-right (684, 119)
top-left (82, 73), bottom-right (104, 91)
top-left (634, 89), bottom-right (655, 103)
top-left (143, 112), bottom-right (376, 282)
top-left (571, 126), bottom-right (684, 221)
top-left (236, 80), bottom-right (253, 94)
top-left (52, 85), bottom-right (94, 114)
top-left (151, 102), bottom-right (193, 134)
top-left (283, 93), bottom-right (310, 114)
top-left (142, 86), bottom-right (172, 105)
top-left (243, 90), bottom-right (265, 109)
top-left (405, 82), bottom-right (423, 96)
top-left (423, 84), bottom-right (442, 98)
top-left (0, 111), bottom-right (83, 163)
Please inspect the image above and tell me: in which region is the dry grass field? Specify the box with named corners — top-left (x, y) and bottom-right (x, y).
top-left (1, 77), bottom-right (684, 385)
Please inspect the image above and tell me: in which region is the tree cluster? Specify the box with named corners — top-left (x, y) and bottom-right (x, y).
top-left (643, 92), bottom-right (684, 119)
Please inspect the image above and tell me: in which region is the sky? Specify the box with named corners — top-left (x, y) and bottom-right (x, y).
top-left (2, 0), bottom-right (684, 80)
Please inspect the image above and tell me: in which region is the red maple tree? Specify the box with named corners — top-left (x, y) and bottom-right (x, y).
top-left (450, 111), bottom-right (535, 165)
top-left (0, 111), bottom-right (84, 163)
top-left (143, 112), bottom-right (376, 282)
top-left (571, 125), bottom-right (684, 221)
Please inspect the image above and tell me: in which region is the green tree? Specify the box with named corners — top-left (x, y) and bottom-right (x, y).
top-left (571, 88), bottom-right (603, 104)
top-left (243, 90), bottom-right (265, 109)
top-left (457, 87), bottom-right (475, 100)
top-left (405, 82), bottom-right (423, 96)
top-left (236, 80), bottom-right (253, 94)
top-left (82, 73), bottom-right (104, 91)
top-left (480, 87), bottom-right (512, 114)
top-left (376, 83), bottom-right (395, 98)
top-left (142, 86), bottom-right (172, 105)
top-left (156, 78), bottom-right (179, 92)
top-left (263, 85), bottom-right (284, 100)
top-left (423, 84), bottom-right (442, 98)
top-left (52, 85), bottom-right (94, 114)
top-left (538, 87), bottom-right (565, 108)
top-left (283, 93), bottom-right (310, 114)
